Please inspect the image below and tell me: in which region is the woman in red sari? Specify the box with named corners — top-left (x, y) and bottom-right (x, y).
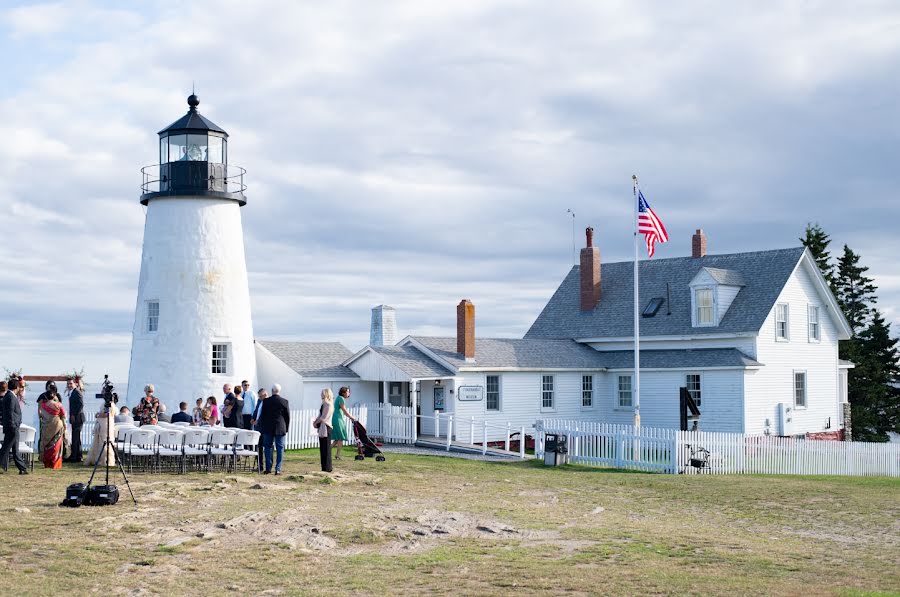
top-left (38, 390), bottom-right (66, 469)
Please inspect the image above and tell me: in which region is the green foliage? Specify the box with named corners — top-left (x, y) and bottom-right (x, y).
top-left (835, 244), bottom-right (878, 333)
top-left (800, 222), bottom-right (835, 291)
top-left (849, 310), bottom-right (900, 441)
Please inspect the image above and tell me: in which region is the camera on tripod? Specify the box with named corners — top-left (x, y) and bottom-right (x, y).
top-left (95, 374), bottom-right (117, 410)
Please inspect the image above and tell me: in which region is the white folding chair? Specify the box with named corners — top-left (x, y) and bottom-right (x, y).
top-left (124, 429), bottom-right (156, 472)
top-left (154, 429), bottom-right (184, 473)
top-left (208, 428), bottom-right (238, 472)
top-left (172, 421), bottom-right (191, 427)
top-left (234, 430), bottom-right (261, 473)
top-left (181, 428), bottom-right (210, 472)
top-left (115, 426), bottom-right (138, 452)
top-left (18, 425), bottom-right (36, 472)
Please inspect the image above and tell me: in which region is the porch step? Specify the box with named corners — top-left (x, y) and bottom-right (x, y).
top-left (414, 436), bottom-right (522, 459)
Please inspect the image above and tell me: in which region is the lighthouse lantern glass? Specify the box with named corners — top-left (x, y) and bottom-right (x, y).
top-left (208, 135), bottom-right (224, 165)
top-left (167, 135), bottom-right (187, 163)
top-left (186, 134), bottom-right (208, 161)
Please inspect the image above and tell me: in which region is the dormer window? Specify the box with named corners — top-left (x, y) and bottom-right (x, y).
top-left (689, 267), bottom-right (744, 328)
top-left (695, 288), bottom-right (714, 325)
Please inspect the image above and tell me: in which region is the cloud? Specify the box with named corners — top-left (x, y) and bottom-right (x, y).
top-left (0, 1), bottom-right (899, 381)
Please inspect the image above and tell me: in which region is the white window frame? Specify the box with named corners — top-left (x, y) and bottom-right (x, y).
top-left (807, 304), bottom-right (820, 342)
top-left (211, 342), bottom-right (230, 375)
top-left (775, 303), bottom-right (790, 341)
top-left (485, 375), bottom-right (501, 411)
top-left (146, 300), bottom-right (159, 334)
top-left (793, 370), bottom-right (807, 409)
top-left (617, 375), bottom-right (633, 409)
top-left (582, 375), bottom-right (593, 408)
top-left (685, 373), bottom-right (702, 407)
top-left (693, 286), bottom-right (716, 327)
top-left (541, 375), bottom-right (555, 411)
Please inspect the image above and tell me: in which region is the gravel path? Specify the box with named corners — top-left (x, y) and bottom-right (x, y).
top-left (381, 444), bottom-right (525, 462)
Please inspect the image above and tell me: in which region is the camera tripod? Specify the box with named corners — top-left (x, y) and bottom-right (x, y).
top-left (83, 406), bottom-right (137, 505)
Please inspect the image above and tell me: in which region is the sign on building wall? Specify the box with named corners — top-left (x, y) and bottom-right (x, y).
top-left (457, 385), bottom-right (484, 401)
top-left (433, 386), bottom-right (445, 410)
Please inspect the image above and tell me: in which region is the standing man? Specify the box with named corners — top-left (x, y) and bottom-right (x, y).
top-left (240, 380), bottom-right (257, 430)
top-left (259, 384), bottom-right (290, 475)
top-left (0, 379), bottom-right (28, 474)
top-left (65, 377), bottom-right (85, 463)
top-left (221, 384), bottom-right (238, 428)
top-left (250, 387), bottom-right (268, 472)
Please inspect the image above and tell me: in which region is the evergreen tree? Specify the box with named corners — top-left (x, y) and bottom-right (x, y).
top-left (800, 222), bottom-right (835, 291)
top-left (834, 244), bottom-right (877, 334)
top-left (850, 310), bottom-right (900, 441)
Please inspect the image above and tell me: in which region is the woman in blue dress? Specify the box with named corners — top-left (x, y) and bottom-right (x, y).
top-left (331, 387), bottom-right (356, 460)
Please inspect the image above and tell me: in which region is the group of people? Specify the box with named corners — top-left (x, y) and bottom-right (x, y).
top-left (0, 376), bottom-right (96, 474)
top-left (0, 374), bottom-right (360, 476)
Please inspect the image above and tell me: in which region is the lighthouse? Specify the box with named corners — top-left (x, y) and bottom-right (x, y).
top-left (126, 94), bottom-right (256, 408)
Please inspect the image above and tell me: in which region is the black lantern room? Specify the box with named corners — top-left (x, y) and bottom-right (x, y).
top-left (141, 94), bottom-right (246, 205)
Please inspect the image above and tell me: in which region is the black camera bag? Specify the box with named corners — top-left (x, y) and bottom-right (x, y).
top-left (62, 483), bottom-right (87, 507)
top-left (86, 484), bottom-right (119, 506)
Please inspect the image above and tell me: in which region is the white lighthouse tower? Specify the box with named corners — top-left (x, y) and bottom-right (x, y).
top-left (126, 94), bottom-right (256, 408)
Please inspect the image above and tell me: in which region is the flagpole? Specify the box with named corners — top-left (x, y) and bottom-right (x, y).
top-left (632, 174), bottom-right (641, 428)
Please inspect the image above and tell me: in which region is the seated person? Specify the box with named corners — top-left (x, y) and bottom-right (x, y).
top-left (114, 406), bottom-right (134, 425)
top-left (157, 403), bottom-right (172, 423)
top-left (171, 402), bottom-right (193, 424)
top-left (198, 407), bottom-right (212, 427)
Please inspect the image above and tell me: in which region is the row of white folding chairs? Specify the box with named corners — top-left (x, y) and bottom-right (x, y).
top-left (0, 425), bottom-right (36, 471)
top-left (115, 425), bottom-right (260, 473)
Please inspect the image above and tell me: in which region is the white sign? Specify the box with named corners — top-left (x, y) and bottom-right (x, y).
top-left (457, 385), bottom-right (484, 401)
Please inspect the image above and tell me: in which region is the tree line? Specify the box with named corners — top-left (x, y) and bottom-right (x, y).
top-left (802, 224), bottom-right (900, 442)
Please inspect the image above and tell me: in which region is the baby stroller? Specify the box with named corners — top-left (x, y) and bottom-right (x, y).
top-left (352, 420), bottom-right (386, 462)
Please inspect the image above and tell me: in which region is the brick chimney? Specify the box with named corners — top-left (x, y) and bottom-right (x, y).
top-left (580, 227), bottom-right (601, 311)
top-left (456, 299), bottom-right (475, 360)
top-left (692, 228), bottom-right (707, 258)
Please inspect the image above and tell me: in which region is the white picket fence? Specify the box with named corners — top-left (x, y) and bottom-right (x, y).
top-left (538, 419), bottom-right (900, 477)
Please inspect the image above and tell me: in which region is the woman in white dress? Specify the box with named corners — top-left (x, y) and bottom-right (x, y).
top-left (85, 399), bottom-right (116, 466)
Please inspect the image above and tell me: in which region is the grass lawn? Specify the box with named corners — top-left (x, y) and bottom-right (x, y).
top-left (0, 448), bottom-right (898, 596)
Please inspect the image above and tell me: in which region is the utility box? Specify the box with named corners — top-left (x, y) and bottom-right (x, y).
top-left (543, 434), bottom-right (568, 466)
top-left (778, 403), bottom-right (795, 436)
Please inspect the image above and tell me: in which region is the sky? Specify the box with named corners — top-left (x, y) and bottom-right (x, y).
top-left (1, 0), bottom-right (898, 383)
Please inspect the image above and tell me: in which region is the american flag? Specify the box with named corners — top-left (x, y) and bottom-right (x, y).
top-left (637, 190), bottom-right (668, 258)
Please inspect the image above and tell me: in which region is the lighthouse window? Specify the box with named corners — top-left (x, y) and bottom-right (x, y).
top-left (146, 301), bottom-right (159, 333)
top-left (208, 135), bottom-right (223, 164)
top-left (186, 134), bottom-right (208, 161)
top-left (159, 137), bottom-right (168, 164)
top-left (168, 135), bottom-right (187, 162)
top-left (212, 343), bottom-right (229, 374)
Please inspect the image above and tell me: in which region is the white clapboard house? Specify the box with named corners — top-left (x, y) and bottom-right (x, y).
top-left (256, 230), bottom-right (853, 439)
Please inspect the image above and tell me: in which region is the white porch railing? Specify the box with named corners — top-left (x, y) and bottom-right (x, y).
top-left (431, 411), bottom-right (530, 459)
top-left (537, 419), bottom-right (900, 477)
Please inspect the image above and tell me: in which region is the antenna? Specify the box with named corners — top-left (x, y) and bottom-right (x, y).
top-left (566, 209), bottom-right (576, 264)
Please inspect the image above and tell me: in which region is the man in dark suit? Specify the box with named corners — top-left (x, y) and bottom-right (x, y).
top-left (259, 384), bottom-right (290, 475)
top-left (65, 378), bottom-right (85, 462)
top-left (171, 402), bottom-right (193, 424)
top-left (221, 384), bottom-right (238, 428)
top-left (0, 379), bottom-right (28, 474)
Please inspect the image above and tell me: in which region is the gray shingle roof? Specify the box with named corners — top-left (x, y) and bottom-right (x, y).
top-left (410, 336), bottom-right (613, 369)
top-left (701, 267), bottom-right (746, 286)
top-left (525, 247), bottom-right (806, 340)
top-left (370, 345), bottom-right (455, 378)
top-left (256, 340), bottom-right (358, 378)
top-left (591, 348), bottom-right (762, 369)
